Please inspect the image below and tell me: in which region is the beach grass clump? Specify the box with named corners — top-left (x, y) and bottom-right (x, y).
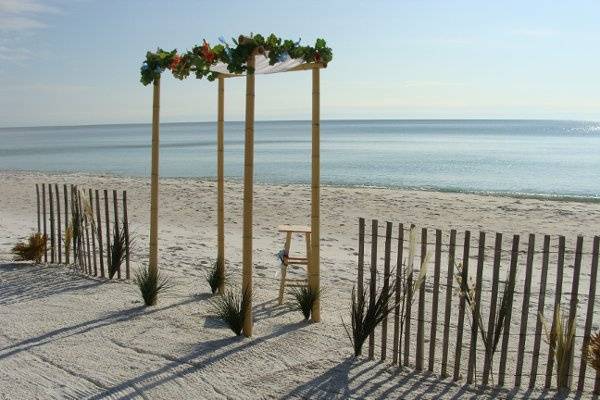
top-left (586, 330), bottom-right (600, 372)
top-left (64, 222), bottom-right (73, 261)
top-left (206, 258), bottom-right (225, 294)
top-left (109, 221), bottom-right (129, 279)
top-left (212, 288), bottom-right (251, 336)
top-left (541, 305), bottom-right (577, 389)
top-left (455, 262), bottom-right (515, 384)
top-left (12, 233), bottom-right (47, 264)
top-left (134, 266), bottom-right (170, 306)
top-left (345, 225), bottom-right (429, 358)
top-left (345, 282), bottom-right (396, 357)
top-left (291, 286), bottom-right (320, 320)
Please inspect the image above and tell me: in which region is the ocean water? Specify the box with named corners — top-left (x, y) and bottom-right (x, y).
top-left (1, 120), bottom-right (600, 200)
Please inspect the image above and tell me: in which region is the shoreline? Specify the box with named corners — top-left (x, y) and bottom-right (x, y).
top-left (2, 168), bottom-right (599, 204)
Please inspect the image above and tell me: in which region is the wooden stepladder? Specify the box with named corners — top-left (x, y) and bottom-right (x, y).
top-left (278, 225), bottom-right (312, 304)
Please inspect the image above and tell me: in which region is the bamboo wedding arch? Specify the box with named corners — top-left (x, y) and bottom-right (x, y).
top-left (142, 35), bottom-right (332, 337)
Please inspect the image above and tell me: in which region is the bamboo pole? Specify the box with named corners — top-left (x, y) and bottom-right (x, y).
top-left (36, 184), bottom-right (41, 234)
top-left (149, 76), bottom-right (161, 277)
top-left (310, 66), bottom-right (321, 322)
top-left (242, 56), bottom-right (256, 337)
top-left (55, 184), bottom-right (62, 264)
top-left (217, 76), bottom-right (225, 293)
top-left (123, 191), bottom-right (130, 280)
top-left (63, 184), bottom-right (69, 264)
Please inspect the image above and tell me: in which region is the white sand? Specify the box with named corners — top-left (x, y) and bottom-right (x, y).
top-left (1, 170), bottom-right (598, 399)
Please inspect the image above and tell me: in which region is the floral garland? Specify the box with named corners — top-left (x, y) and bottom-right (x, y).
top-left (140, 34), bottom-right (333, 86)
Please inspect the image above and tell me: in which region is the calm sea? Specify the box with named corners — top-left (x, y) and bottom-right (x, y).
top-left (1, 120), bottom-right (599, 200)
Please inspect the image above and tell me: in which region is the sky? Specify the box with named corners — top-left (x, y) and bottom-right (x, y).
top-left (0, 0), bottom-right (599, 127)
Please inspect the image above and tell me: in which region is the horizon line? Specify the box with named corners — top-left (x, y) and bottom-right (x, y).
top-left (1, 117), bottom-right (598, 130)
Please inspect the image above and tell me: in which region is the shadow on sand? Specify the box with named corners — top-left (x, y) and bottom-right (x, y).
top-left (281, 357), bottom-right (579, 400)
top-left (88, 320), bottom-right (309, 399)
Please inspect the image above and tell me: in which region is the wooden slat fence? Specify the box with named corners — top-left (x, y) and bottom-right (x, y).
top-left (34, 184), bottom-right (131, 280)
top-left (357, 217), bottom-right (600, 394)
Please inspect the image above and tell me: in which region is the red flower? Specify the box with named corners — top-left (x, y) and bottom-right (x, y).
top-left (201, 40), bottom-right (215, 63)
top-left (169, 55), bottom-right (182, 70)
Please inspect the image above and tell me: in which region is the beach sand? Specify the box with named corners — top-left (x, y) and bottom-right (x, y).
top-left (1, 170), bottom-right (598, 399)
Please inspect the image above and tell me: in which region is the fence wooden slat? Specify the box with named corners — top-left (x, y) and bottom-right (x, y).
top-left (84, 193), bottom-right (92, 273)
top-left (104, 189), bottom-right (111, 278)
top-left (123, 191), bottom-right (130, 279)
top-left (498, 234), bottom-right (520, 386)
top-left (393, 223), bottom-right (404, 365)
top-left (113, 190), bottom-right (121, 279)
top-left (95, 189), bottom-right (105, 278)
top-left (416, 227), bottom-right (427, 370)
top-left (381, 221), bottom-right (392, 361)
top-left (530, 234), bottom-right (550, 389)
top-left (579, 236), bottom-right (599, 392)
top-left (545, 236), bottom-right (565, 388)
top-left (70, 186), bottom-right (76, 266)
top-left (42, 184), bottom-right (47, 262)
top-left (483, 233), bottom-right (502, 385)
top-left (403, 224), bottom-right (416, 367)
top-left (63, 184), bottom-right (69, 264)
top-left (453, 230), bottom-right (471, 381)
top-left (467, 231), bottom-right (485, 384)
top-left (565, 236), bottom-right (583, 388)
top-left (80, 190), bottom-right (87, 271)
top-left (77, 188), bottom-right (85, 270)
top-left (441, 229), bottom-right (457, 378)
top-left (368, 219), bottom-right (378, 360)
top-left (55, 184), bottom-right (62, 264)
top-left (357, 218), bottom-right (365, 295)
top-left (428, 229), bottom-right (442, 372)
top-left (515, 234), bottom-right (535, 387)
top-left (89, 189), bottom-right (98, 276)
top-left (36, 184), bottom-right (41, 234)
top-left (73, 186), bottom-right (82, 269)
top-left (49, 184), bottom-right (55, 263)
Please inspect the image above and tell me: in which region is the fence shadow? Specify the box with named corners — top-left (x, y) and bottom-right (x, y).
top-left (88, 320), bottom-right (308, 399)
top-left (0, 293), bottom-right (204, 361)
top-left (0, 263), bottom-right (103, 305)
top-left (282, 357), bottom-right (577, 399)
